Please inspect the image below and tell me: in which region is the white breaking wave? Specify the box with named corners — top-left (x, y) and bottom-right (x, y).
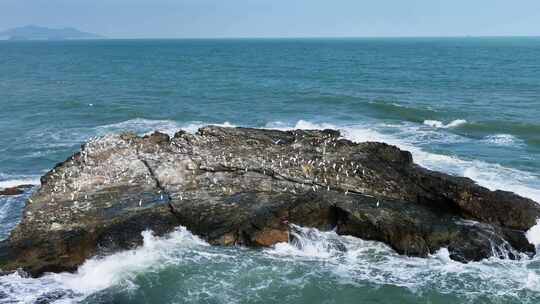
top-left (95, 118), bottom-right (236, 137)
top-left (95, 118), bottom-right (183, 137)
top-left (527, 220), bottom-right (540, 252)
top-left (0, 191), bottom-right (32, 240)
top-left (267, 225), bottom-right (342, 260)
top-left (483, 134), bottom-right (523, 146)
top-left (1, 226), bottom-right (540, 303)
top-left (269, 120), bottom-right (540, 202)
top-left (180, 121), bottom-right (236, 134)
top-left (265, 225), bottom-right (540, 300)
top-left (0, 199), bottom-right (11, 228)
top-left (423, 119), bottom-right (467, 129)
top-left (0, 227), bottom-right (209, 303)
top-left (51, 227), bottom-right (208, 294)
top-left (0, 174), bottom-right (40, 190)
top-left (0, 178), bottom-right (40, 189)
top-left (25, 119), bottom-right (236, 153)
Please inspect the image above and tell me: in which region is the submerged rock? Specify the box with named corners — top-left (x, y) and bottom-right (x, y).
top-left (0, 185), bottom-right (34, 196)
top-left (0, 126), bottom-right (538, 276)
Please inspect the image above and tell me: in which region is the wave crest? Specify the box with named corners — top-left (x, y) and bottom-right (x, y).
top-left (483, 134), bottom-right (522, 146)
top-left (0, 227), bottom-right (209, 303)
top-left (423, 119), bottom-right (467, 129)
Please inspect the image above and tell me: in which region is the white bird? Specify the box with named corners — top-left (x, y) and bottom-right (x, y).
top-left (139, 199), bottom-right (142, 207)
top-left (376, 200), bottom-right (380, 207)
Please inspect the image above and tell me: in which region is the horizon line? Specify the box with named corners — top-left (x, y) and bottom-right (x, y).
top-left (2, 34), bottom-right (540, 41)
top-left (116, 34), bottom-right (540, 39)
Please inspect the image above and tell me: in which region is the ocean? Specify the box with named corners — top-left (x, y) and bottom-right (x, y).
top-left (0, 37), bottom-right (539, 303)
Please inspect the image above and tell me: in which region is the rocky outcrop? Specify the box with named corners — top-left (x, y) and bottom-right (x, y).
top-left (1, 126), bottom-right (539, 277)
top-left (0, 185), bottom-right (34, 196)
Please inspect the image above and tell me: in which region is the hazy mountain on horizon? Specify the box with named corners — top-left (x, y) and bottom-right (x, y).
top-left (0, 25), bottom-right (103, 41)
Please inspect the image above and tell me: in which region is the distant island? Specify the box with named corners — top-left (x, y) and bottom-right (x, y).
top-left (0, 25), bottom-right (102, 41)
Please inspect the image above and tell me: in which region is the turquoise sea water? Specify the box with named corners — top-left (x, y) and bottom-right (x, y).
top-left (1, 38), bottom-right (540, 303)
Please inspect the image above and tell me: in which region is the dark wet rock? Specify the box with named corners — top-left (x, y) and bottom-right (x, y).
top-left (0, 185), bottom-right (34, 196)
top-left (0, 127), bottom-right (539, 277)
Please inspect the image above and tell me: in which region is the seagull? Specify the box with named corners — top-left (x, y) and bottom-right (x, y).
top-left (376, 200), bottom-right (380, 207)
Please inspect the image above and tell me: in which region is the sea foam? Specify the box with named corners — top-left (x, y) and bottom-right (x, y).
top-left (95, 118), bottom-right (184, 137)
top-left (2, 225), bottom-right (540, 303)
top-left (52, 227), bottom-right (208, 293)
top-left (265, 225), bottom-right (540, 299)
top-left (0, 173), bottom-right (41, 190)
top-left (527, 220), bottom-right (540, 251)
top-left (423, 119), bottom-right (467, 129)
top-left (483, 134), bottom-right (522, 146)
top-left (0, 227), bottom-right (209, 303)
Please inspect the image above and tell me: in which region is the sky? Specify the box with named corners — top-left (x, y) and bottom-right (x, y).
top-left (0, 0), bottom-right (539, 38)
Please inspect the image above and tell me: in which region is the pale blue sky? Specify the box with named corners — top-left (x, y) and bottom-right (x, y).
top-left (1, 0), bottom-right (539, 38)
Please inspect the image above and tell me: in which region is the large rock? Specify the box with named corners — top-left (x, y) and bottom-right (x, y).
top-left (1, 126), bottom-right (538, 277)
